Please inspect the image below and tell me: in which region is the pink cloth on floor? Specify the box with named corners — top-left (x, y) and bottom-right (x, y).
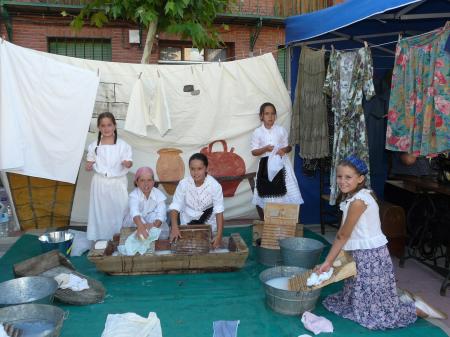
top-left (301, 311), bottom-right (333, 335)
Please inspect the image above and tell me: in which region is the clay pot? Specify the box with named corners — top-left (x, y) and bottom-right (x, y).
top-left (156, 148), bottom-right (185, 195)
top-left (200, 140), bottom-right (246, 197)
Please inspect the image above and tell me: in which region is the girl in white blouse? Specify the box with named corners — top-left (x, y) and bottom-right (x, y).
top-left (251, 102), bottom-right (303, 219)
top-left (317, 155), bottom-right (446, 329)
top-left (122, 167), bottom-right (169, 240)
top-left (85, 112), bottom-right (132, 241)
top-left (169, 153), bottom-right (224, 249)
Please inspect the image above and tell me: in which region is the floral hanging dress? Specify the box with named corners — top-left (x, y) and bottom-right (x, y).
top-left (324, 46), bottom-right (375, 205)
top-left (386, 25), bottom-right (450, 156)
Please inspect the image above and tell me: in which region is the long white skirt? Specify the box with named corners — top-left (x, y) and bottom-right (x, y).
top-left (87, 174), bottom-right (128, 241)
top-left (252, 156), bottom-right (304, 208)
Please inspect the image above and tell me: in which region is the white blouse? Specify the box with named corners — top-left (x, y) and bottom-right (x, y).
top-left (169, 175), bottom-right (224, 232)
top-left (340, 188), bottom-right (387, 251)
top-left (87, 138), bottom-right (132, 178)
top-left (251, 124), bottom-right (288, 158)
top-left (123, 187), bottom-right (167, 226)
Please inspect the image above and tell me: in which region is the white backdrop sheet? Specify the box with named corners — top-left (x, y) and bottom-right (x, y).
top-left (13, 50), bottom-right (292, 221)
top-left (0, 40), bottom-right (99, 183)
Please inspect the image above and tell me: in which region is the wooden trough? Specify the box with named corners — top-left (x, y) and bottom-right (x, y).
top-left (88, 229), bottom-right (249, 275)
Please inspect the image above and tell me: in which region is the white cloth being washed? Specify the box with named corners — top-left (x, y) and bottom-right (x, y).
top-left (0, 40), bottom-right (99, 183)
top-left (118, 227), bottom-right (161, 256)
top-left (54, 273), bottom-right (89, 291)
top-left (125, 76), bottom-right (171, 137)
top-left (306, 268), bottom-right (334, 287)
top-left (101, 312), bottom-right (162, 337)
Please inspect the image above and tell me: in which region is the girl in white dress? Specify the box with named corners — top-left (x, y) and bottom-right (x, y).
top-left (169, 153), bottom-right (224, 249)
top-left (122, 167), bottom-right (169, 239)
top-left (251, 102), bottom-right (303, 219)
top-left (85, 112), bottom-right (132, 241)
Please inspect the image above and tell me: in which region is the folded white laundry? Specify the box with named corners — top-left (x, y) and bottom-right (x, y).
top-left (117, 227), bottom-right (161, 256)
top-left (54, 273), bottom-right (89, 291)
top-left (301, 311), bottom-right (333, 335)
top-left (101, 312), bottom-right (162, 337)
top-left (306, 268), bottom-right (334, 287)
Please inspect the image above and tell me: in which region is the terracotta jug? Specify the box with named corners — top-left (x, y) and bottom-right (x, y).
top-left (200, 140), bottom-right (246, 197)
top-left (156, 148), bottom-right (185, 195)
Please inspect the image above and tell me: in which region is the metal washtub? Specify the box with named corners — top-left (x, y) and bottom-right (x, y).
top-left (259, 266), bottom-right (321, 315)
top-left (0, 304), bottom-right (65, 337)
top-left (0, 277), bottom-right (58, 308)
top-left (279, 237), bottom-right (324, 269)
top-left (38, 231), bottom-right (74, 257)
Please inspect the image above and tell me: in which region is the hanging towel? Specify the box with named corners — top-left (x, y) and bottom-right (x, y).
top-left (301, 312), bottom-right (333, 335)
top-left (125, 75), bottom-right (171, 137)
top-left (213, 320), bottom-right (240, 337)
top-left (101, 312), bottom-right (162, 337)
top-left (267, 150), bottom-right (284, 182)
top-left (0, 40), bottom-right (99, 183)
top-left (118, 227), bottom-right (161, 256)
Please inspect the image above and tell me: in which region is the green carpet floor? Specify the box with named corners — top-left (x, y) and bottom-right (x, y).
top-left (0, 226), bottom-right (446, 337)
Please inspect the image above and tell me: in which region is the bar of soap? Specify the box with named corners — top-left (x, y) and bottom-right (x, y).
top-left (94, 240), bottom-right (108, 250)
top-left (333, 260), bottom-right (342, 267)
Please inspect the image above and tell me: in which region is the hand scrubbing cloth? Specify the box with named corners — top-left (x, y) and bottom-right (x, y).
top-left (213, 320), bottom-right (240, 337)
top-left (301, 312), bottom-right (333, 335)
top-left (118, 227), bottom-right (161, 256)
top-left (306, 268), bottom-right (334, 287)
top-left (54, 273), bottom-right (89, 291)
top-left (101, 312), bottom-right (162, 337)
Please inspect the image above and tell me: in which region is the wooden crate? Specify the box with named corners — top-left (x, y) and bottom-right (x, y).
top-left (88, 233), bottom-right (249, 275)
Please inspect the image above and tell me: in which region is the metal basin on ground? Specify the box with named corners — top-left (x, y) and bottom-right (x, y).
top-left (259, 266), bottom-right (321, 315)
top-left (279, 237), bottom-right (324, 269)
top-left (0, 303), bottom-right (65, 337)
top-left (0, 276), bottom-right (58, 308)
top-left (38, 231), bottom-right (74, 257)
top-left (254, 238), bottom-right (282, 266)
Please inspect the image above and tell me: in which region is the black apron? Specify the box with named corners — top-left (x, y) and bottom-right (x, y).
top-left (256, 156), bottom-right (287, 198)
top-left (187, 206), bottom-right (214, 225)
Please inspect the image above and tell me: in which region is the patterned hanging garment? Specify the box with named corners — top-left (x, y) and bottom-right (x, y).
top-left (324, 46), bottom-right (375, 205)
top-left (386, 24), bottom-right (450, 157)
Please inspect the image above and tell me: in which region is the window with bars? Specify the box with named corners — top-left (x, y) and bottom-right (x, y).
top-left (48, 38), bottom-right (112, 61)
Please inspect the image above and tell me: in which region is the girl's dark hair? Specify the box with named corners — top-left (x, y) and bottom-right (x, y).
top-left (189, 153), bottom-right (208, 168)
top-left (96, 112), bottom-right (117, 154)
top-left (259, 102), bottom-right (277, 120)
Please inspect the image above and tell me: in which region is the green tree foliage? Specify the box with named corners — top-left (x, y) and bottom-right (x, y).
top-left (69, 0), bottom-right (230, 63)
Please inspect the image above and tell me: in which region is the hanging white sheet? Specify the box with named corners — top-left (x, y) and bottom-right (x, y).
top-left (125, 76), bottom-right (171, 137)
top-left (0, 40), bottom-right (99, 183)
top-left (3, 46), bottom-right (292, 221)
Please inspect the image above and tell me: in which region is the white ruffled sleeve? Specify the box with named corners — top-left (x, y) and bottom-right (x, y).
top-left (251, 128), bottom-right (261, 151)
top-left (347, 189), bottom-right (373, 207)
top-left (86, 141), bottom-right (97, 162)
top-left (211, 178), bottom-right (224, 214)
top-left (169, 179), bottom-right (187, 212)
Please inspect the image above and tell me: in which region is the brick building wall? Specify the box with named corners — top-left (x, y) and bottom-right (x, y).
top-left (3, 10), bottom-right (285, 64)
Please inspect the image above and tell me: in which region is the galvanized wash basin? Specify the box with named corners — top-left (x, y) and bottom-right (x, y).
top-left (259, 266), bottom-right (321, 316)
top-left (0, 277), bottom-right (58, 307)
top-left (279, 237), bottom-right (324, 269)
top-left (0, 304), bottom-right (65, 337)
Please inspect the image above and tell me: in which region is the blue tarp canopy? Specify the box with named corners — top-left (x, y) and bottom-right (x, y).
top-left (286, 0), bottom-right (449, 224)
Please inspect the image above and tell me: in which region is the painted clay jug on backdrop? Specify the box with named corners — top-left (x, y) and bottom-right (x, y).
top-left (156, 148), bottom-right (185, 195)
top-left (200, 140), bottom-right (246, 197)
